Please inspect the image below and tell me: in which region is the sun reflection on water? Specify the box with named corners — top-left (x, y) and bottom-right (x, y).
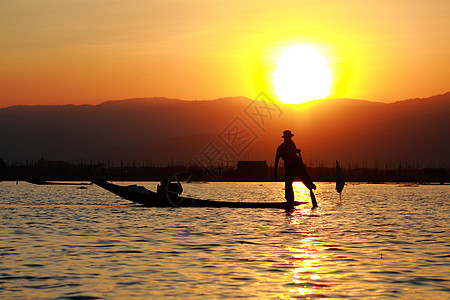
top-left (278, 184), bottom-right (331, 299)
top-left (285, 241), bottom-right (328, 298)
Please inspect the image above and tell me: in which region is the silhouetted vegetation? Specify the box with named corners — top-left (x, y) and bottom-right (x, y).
top-left (1, 159), bottom-right (448, 184)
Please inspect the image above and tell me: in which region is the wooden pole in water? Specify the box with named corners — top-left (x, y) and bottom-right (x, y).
top-left (310, 190), bottom-right (318, 208)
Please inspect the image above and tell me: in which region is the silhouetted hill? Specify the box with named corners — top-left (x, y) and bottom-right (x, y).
top-left (1, 93), bottom-right (449, 168)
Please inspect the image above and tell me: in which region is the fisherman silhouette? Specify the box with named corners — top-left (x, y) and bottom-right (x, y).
top-left (274, 130), bottom-right (318, 208)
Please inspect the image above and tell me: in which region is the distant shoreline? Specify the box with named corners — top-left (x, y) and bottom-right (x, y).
top-left (2, 161), bottom-right (448, 184)
top-left (2, 179), bottom-right (449, 185)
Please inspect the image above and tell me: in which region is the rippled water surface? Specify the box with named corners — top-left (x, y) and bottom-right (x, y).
top-left (0, 181), bottom-right (449, 299)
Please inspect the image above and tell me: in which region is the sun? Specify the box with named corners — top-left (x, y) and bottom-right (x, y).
top-left (272, 45), bottom-right (332, 105)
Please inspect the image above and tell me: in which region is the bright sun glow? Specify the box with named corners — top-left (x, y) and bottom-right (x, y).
top-left (273, 45), bottom-right (332, 105)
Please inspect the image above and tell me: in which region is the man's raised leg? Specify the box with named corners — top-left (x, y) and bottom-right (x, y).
top-left (310, 190), bottom-right (318, 208)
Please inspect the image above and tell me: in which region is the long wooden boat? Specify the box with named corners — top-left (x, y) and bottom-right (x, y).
top-left (92, 180), bottom-right (307, 209)
top-left (25, 179), bottom-right (92, 185)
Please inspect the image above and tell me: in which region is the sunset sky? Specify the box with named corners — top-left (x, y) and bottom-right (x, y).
top-left (1, 0), bottom-right (449, 108)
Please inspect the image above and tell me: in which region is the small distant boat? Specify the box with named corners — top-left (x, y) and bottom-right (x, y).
top-left (92, 180), bottom-right (307, 209)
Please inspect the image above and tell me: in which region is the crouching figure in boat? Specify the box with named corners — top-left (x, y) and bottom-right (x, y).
top-left (157, 179), bottom-right (183, 204)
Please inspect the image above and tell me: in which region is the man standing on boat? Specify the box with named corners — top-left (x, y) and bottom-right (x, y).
top-left (274, 130), bottom-right (318, 208)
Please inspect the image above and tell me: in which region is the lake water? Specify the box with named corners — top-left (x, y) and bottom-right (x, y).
top-left (0, 181), bottom-right (449, 299)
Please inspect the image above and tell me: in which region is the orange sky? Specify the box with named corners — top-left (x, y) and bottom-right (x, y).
top-left (1, 0), bottom-right (449, 108)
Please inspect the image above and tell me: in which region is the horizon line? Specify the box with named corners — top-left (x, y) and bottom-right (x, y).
top-left (2, 91), bottom-right (449, 110)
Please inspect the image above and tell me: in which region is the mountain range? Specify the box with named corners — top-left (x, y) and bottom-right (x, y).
top-left (1, 93), bottom-right (449, 168)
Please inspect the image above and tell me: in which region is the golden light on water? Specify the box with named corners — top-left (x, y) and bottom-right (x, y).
top-left (3, 182), bottom-right (447, 298)
top-left (278, 240), bottom-right (328, 299)
top-left (273, 44), bottom-right (332, 105)
top-left (277, 187), bottom-right (330, 299)
top-left (293, 181), bottom-right (307, 189)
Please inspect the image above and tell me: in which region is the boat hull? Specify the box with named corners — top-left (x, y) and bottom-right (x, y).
top-left (92, 180), bottom-right (307, 209)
